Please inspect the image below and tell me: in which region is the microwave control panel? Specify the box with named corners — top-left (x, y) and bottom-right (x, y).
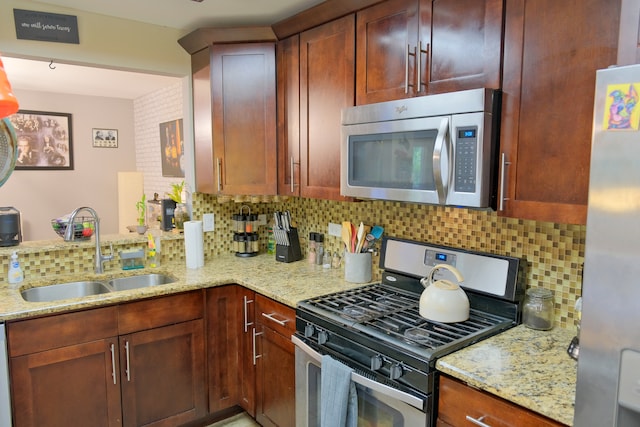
top-left (454, 126), bottom-right (478, 193)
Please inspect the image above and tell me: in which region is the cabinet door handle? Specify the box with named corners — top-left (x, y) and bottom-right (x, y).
top-left (110, 343), bottom-right (117, 385)
top-left (465, 415), bottom-right (492, 427)
top-left (243, 295), bottom-right (254, 333)
top-left (124, 340), bottom-right (131, 382)
top-left (417, 42), bottom-right (429, 93)
top-left (405, 44), bottom-right (410, 94)
top-left (499, 152), bottom-right (511, 211)
top-left (405, 44), bottom-right (418, 94)
top-left (290, 156), bottom-right (295, 193)
top-left (216, 157), bottom-right (222, 192)
top-left (261, 312), bottom-right (289, 326)
top-left (252, 328), bottom-right (263, 366)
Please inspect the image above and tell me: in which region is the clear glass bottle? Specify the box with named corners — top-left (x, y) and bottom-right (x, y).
top-left (267, 222), bottom-right (276, 255)
top-left (523, 288), bottom-right (554, 330)
top-left (174, 203), bottom-right (189, 230)
top-left (315, 233), bottom-right (324, 265)
top-left (308, 232), bottom-right (317, 264)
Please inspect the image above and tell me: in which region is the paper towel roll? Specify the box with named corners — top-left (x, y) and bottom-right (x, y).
top-left (184, 220), bottom-right (204, 269)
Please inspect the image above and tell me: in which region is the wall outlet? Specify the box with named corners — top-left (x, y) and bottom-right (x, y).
top-left (258, 214), bottom-right (267, 226)
top-left (203, 213), bottom-right (214, 232)
top-left (328, 222), bottom-right (342, 237)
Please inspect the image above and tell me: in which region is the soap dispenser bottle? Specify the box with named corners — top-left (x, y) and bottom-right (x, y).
top-left (8, 251), bottom-right (24, 284)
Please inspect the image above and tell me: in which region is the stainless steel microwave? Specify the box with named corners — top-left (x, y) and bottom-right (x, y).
top-left (340, 88), bottom-right (500, 209)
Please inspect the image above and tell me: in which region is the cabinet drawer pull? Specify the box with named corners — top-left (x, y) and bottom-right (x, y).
top-left (252, 328), bottom-right (263, 365)
top-left (290, 156), bottom-right (295, 193)
top-left (465, 415), bottom-right (492, 427)
top-left (124, 340), bottom-right (131, 382)
top-left (418, 42), bottom-right (429, 92)
top-left (243, 295), bottom-right (254, 333)
top-left (261, 312), bottom-right (289, 326)
top-left (110, 343), bottom-right (117, 385)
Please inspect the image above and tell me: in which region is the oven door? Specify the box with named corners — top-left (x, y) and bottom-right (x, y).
top-left (293, 335), bottom-right (429, 427)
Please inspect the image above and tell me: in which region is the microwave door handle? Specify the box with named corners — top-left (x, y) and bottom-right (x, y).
top-left (432, 118), bottom-right (450, 204)
top-left (291, 335), bottom-right (425, 410)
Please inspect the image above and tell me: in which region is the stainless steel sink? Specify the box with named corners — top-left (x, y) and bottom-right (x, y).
top-left (21, 281), bottom-right (112, 303)
top-left (107, 274), bottom-right (176, 291)
top-left (21, 274), bottom-right (177, 302)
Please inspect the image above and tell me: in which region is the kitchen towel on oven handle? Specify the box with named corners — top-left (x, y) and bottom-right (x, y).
top-left (320, 354), bottom-right (357, 427)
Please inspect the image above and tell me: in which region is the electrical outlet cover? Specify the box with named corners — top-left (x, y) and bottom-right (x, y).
top-left (328, 222), bottom-right (342, 237)
top-left (203, 213), bottom-right (214, 232)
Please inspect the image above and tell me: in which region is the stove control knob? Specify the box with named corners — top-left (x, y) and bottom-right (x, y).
top-left (318, 330), bottom-right (328, 345)
top-left (370, 355), bottom-right (383, 371)
top-left (389, 363), bottom-right (403, 380)
top-left (304, 324), bottom-right (315, 338)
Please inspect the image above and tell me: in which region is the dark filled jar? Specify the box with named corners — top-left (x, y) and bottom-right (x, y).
top-left (523, 288), bottom-right (554, 330)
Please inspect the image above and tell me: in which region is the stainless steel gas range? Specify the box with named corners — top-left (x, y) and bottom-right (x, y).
top-left (293, 237), bottom-right (524, 427)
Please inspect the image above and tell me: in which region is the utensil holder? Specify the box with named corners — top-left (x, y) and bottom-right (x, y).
top-left (344, 251), bottom-right (372, 283)
top-left (276, 227), bottom-right (302, 263)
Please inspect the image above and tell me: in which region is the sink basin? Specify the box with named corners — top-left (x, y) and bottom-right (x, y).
top-left (20, 274), bottom-right (178, 302)
top-left (21, 281), bottom-right (112, 303)
top-left (107, 274), bottom-right (177, 291)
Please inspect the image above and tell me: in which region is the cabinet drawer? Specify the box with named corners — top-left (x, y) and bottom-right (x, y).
top-left (118, 290), bottom-right (204, 335)
top-left (438, 375), bottom-right (566, 427)
top-left (7, 306), bottom-right (118, 357)
top-left (255, 294), bottom-right (295, 337)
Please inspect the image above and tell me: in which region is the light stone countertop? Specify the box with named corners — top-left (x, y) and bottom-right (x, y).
top-left (0, 253), bottom-right (363, 321)
top-left (436, 324), bottom-right (577, 426)
top-left (1, 249), bottom-right (577, 426)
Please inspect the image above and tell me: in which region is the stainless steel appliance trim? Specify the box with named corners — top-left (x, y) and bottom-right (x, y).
top-left (432, 117), bottom-right (450, 204)
top-left (292, 335), bottom-right (425, 410)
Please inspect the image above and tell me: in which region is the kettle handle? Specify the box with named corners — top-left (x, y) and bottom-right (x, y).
top-left (420, 263), bottom-right (464, 288)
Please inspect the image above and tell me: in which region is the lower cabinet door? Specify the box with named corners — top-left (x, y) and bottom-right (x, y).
top-left (255, 325), bottom-right (295, 427)
top-left (11, 338), bottom-right (122, 427)
top-left (120, 319), bottom-right (206, 427)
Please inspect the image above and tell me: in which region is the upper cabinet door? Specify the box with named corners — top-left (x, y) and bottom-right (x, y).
top-left (498, 0), bottom-right (620, 224)
top-left (300, 15), bottom-right (356, 200)
top-left (356, 0), bottom-right (503, 105)
top-left (356, 0), bottom-right (421, 104)
top-left (427, 0), bottom-right (503, 93)
top-left (211, 43), bottom-right (277, 195)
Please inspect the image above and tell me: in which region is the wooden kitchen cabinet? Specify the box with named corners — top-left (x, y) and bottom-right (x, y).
top-left (355, 0), bottom-right (503, 105)
top-left (297, 14), bottom-right (356, 201)
top-left (498, 0), bottom-right (620, 225)
top-left (211, 43), bottom-right (277, 195)
top-left (206, 285), bottom-right (244, 414)
top-left (437, 375), bottom-right (566, 427)
top-left (8, 291), bottom-right (206, 427)
top-left (254, 294), bottom-right (296, 427)
top-left (8, 307), bottom-right (121, 427)
top-left (192, 42), bottom-right (277, 195)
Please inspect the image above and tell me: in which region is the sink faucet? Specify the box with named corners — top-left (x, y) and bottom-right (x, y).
top-left (64, 206), bottom-right (114, 274)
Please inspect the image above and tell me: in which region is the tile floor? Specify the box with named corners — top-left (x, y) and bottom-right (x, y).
top-left (207, 412), bottom-right (261, 427)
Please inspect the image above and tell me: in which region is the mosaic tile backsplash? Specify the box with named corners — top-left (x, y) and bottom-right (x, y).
top-left (192, 193), bottom-right (585, 330)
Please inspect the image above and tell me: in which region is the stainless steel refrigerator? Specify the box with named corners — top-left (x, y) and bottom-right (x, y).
top-left (574, 63), bottom-right (640, 426)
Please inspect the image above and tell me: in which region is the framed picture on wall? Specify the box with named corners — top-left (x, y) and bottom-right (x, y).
top-left (92, 128), bottom-right (118, 148)
top-left (159, 118), bottom-right (184, 177)
top-left (7, 110), bottom-right (74, 170)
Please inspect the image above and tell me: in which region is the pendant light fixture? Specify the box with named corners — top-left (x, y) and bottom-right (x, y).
top-left (0, 55), bottom-right (19, 119)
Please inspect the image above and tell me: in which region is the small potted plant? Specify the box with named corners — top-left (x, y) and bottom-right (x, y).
top-left (135, 193), bottom-right (147, 234)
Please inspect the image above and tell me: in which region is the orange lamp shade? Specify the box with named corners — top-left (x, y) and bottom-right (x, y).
top-left (0, 56), bottom-right (19, 119)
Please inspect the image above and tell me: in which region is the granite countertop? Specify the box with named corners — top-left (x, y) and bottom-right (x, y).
top-left (436, 324), bottom-right (577, 426)
top-left (0, 253), bottom-right (363, 322)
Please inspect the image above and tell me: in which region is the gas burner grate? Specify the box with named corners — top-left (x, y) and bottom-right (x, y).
top-left (305, 283), bottom-right (419, 323)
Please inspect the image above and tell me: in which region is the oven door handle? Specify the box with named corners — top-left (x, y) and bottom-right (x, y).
top-left (292, 335), bottom-right (425, 410)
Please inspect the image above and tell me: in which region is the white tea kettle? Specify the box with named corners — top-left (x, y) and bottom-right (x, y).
top-left (419, 264), bottom-right (469, 323)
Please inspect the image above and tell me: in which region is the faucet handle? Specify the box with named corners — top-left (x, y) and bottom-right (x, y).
top-left (104, 243), bottom-right (115, 261)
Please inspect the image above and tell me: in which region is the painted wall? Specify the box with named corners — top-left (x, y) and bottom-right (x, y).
top-left (0, 0), bottom-right (190, 77)
top-left (0, 88), bottom-right (136, 240)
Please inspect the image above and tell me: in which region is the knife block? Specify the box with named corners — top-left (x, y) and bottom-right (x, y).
top-left (276, 227), bottom-right (302, 263)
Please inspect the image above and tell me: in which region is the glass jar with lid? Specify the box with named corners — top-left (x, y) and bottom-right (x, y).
top-left (523, 288), bottom-right (554, 330)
